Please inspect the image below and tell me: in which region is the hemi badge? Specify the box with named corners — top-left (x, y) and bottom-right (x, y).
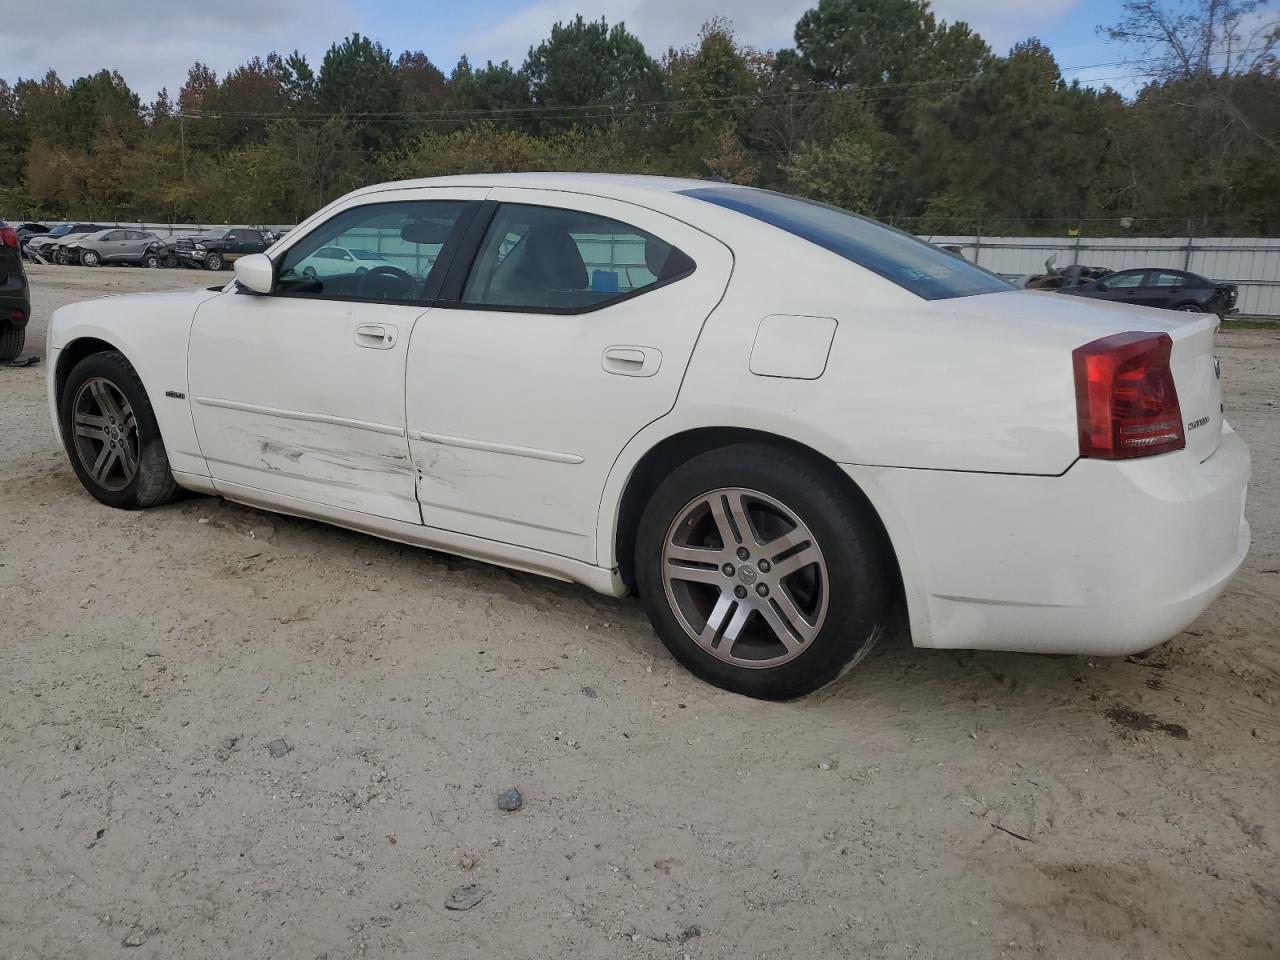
top-left (165, 390), bottom-right (186, 399)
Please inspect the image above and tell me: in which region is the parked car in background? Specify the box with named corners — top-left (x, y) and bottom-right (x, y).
top-left (61, 229), bottom-right (173, 268)
top-left (15, 222), bottom-right (50, 253)
top-left (24, 223), bottom-right (110, 261)
top-left (173, 228), bottom-right (272, 270)
top-left (1058, 268), bottom-right (1238, 315)
top-left (44, 174), bottom-right (1250, 699)
top-left (0, 219), bottom-right (31, 360)
top-left (294, 245), bottom-right (389, 278)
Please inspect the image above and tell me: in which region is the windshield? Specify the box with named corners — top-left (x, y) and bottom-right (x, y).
top-left (681, 186), bottom-right (1012, 301)
top-left (48, 225), bottom-right (73, 237)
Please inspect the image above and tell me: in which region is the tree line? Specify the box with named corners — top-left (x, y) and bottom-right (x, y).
top-left (1, 0), bottom-right (1277, 235)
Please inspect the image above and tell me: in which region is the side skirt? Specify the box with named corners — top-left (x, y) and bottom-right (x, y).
top-left (180, 473), bottom-right (628, 598)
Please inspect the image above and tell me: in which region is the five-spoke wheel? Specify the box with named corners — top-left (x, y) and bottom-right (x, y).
top-left (636, 443), bottom-right (891, 699)
top-left (663, 487), bottom-right (828, 669)
top-left (71, 377), bottom-right (140, 492)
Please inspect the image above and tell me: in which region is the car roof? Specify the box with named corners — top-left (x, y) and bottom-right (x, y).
top-left (358, 172), bottom-right (718, 194)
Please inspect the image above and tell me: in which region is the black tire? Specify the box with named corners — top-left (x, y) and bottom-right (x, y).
top-left (205, 252), bottom-right (224, 271)
top-left (79, 249), bottom-right (100, 267)
top-left (634, 443), bottom-right (891, 700)
top-left (59, 351), bottom-right (180, 510)
top-left (0, 325), bottom-right (24, 362)
top-left (143, 252), bottom-right (160, 268)
top-left (164, 254), bottom-right (178, 268)
top-left (1174, 302), bottom-right (1203, 312)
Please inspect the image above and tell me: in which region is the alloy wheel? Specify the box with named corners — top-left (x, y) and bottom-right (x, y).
top-left (661, 487), bottom-right (829, 669)
top-left (71, 377), bottom-right (139, 492)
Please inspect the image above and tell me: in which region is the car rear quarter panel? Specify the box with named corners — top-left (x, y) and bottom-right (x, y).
top-left (48, 290), bottom-right (222, 476)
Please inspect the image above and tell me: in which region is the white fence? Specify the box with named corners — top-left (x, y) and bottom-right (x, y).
top-left (928, 235), bottom-right (1280, 318)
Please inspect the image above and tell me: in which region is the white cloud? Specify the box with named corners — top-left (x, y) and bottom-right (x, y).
top-left (0, 0), bottom-right (361, 100)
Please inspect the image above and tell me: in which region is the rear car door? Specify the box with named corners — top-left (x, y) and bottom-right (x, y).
top-left (404, 189), bottom-right (733, 561)
top-left (187, 192), bottom-right (481, 522)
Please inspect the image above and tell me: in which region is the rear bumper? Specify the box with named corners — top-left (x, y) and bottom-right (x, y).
top-left (844, 426), bottom-right (1251, 655)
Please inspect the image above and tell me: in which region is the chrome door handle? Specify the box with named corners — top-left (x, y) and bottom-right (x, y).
top-left (602, 345), bottom-right (661, 377)
top-left (354, 323), bottom-right (397, 349)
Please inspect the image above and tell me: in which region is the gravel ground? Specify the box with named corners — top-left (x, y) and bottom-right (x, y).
top-left (2, 264), bottom-right (1278, 960)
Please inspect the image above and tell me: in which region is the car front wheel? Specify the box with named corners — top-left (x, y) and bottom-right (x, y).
top-left (79, 249), bottom-right (100, 267)
top-left (205, 253), bottom-right (224, 271)
top-left (59, 351), bottom-right (180, 509)
top-left (635, 443), bottom-right (891, 699)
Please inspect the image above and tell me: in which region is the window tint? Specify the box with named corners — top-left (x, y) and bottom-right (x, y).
top-left (681, 186), bottom-right (1011, 300)
top-left (276, 200), bottom-right (465, 302)
top-left (104, 231), bottom-right (125, 241)
top-left (1104, 271), bottom-right (1144, 288)
top-left (462, 204), bottom-right (694, 311)
top-left (1150, 271), bottom-right (1188, 287)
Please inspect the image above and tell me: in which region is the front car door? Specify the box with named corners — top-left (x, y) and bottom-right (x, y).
top-left (187, 190), bottom-right (480, 523)
top-left (404, 188), bottom-right (733, 562)
top-left (1092, 269), bottom-right (1146, 303)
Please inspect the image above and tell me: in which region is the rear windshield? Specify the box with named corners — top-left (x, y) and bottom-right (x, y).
top-left (681, 186), bottom-right (1012, 301)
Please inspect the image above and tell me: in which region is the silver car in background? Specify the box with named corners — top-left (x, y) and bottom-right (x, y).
top-left (59, 229), bottom-right (173, 268)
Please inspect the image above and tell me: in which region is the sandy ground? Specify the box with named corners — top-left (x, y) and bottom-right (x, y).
top-left (1, 263), bottom-right (1277, 960)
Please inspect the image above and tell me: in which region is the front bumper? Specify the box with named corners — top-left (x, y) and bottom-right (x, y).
top-left (845, 426), bottom-right (1251, 655)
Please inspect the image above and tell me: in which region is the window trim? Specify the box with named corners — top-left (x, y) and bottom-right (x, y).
top-left (439, 201), bottom-right (697, 316)
top-left (247, 199), bottom-right (481, 307)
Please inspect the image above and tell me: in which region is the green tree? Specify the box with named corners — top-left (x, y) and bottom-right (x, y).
top-left (523, 16), bottom-right (663, 128)
top-left (317, 34), bottom-right (402, 152)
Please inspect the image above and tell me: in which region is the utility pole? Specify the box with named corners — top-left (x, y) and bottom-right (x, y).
top-left (180, 115), bottom-right (188, 182)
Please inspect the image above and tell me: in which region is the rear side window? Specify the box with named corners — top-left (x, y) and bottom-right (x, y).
top-left (461, 204), bottom-right (694, 312)
top-left (681, 186), bottom-right (1011, 300)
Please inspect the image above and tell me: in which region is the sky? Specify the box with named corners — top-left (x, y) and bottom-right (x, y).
top-left (0, 0), bottom-right (1139, 102)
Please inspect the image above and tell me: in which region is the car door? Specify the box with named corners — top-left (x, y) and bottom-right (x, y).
top-left (187, 191), bottom-right (480, 523)
top-left (100, 230), bottom-right (130, 262)
top-left (1145, 270), bottom-right (1190, 308)
top-left (120, 231), bottom-right (150, 260)
top-left (1092, 269), bottom-right (1146, 304)
top-left (404, 189), bottom-right (733, 562)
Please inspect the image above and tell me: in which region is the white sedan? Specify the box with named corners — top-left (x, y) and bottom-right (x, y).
top-left (46, 174), bottom-right (1251, 699)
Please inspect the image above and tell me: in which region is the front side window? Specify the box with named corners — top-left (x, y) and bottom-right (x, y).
top-left (1104, 271), bottom-right (1144, 289)
top-left (276, 200), bottom-right (465, 302)
top-left (681, 186), bottom-right (1011, 301)
top-left (461, 204), bottom-right (694, 311)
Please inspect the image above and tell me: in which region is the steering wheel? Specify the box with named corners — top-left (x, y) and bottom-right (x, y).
top-left (357, 264), bottom-right (416, 298)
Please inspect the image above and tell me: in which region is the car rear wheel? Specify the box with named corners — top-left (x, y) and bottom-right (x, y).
top-left (635, 443), bottom-right (891, 699)
top-left (0, 326), bottom-right (25, 362)
top-left (79, 249), bottom-right (100, 267)
top-left (59, 351), bottom-right (180, 509)
top-left (1176, 303), bottom-right (1203, 312)
top-left (205, 253), bottom-right (224, 271)
top-left (144, 252), bottom-right (160, 268)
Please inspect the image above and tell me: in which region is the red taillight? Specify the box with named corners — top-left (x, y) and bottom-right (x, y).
top-left (1073, 331), bottom-right (1184, 460)
top-left (0, 227), bottom-right (17, 248)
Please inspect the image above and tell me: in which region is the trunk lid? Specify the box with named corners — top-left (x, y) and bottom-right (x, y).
top-left (1169, 313), bottom-right (1223, 461)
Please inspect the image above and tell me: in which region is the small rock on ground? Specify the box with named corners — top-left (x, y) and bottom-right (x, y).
top-left (496, 787), bottom-right (522, 812)
top-left (445, 884), bottom-right (487, 911)
top-left (267, 738), bottom-right (290, 758)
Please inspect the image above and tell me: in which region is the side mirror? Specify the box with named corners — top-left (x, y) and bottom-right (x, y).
top-left (234, 253), bottom-right (274, 294)
top-left (1094, 282), bottom-right (1107, 292)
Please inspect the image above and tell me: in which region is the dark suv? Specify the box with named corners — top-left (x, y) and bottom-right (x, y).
top-left (1, 220), bottom-right (31, 361)
top-left (173, 228), bottom-right (273, 271)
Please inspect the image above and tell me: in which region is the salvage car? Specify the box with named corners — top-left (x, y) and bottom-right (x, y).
top-left (1058, 267), bottom-right (1238, 315)
top-left (173, 227), bottom-right (272, 270)
top-left (1, 219), bottom-right (31, 360)
top-left (61, 229), bottom-right (174, 268)
top-left (24, 222), bottom-right (109, 262)
top-left (44, 174), bottom-right (1251, 699)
